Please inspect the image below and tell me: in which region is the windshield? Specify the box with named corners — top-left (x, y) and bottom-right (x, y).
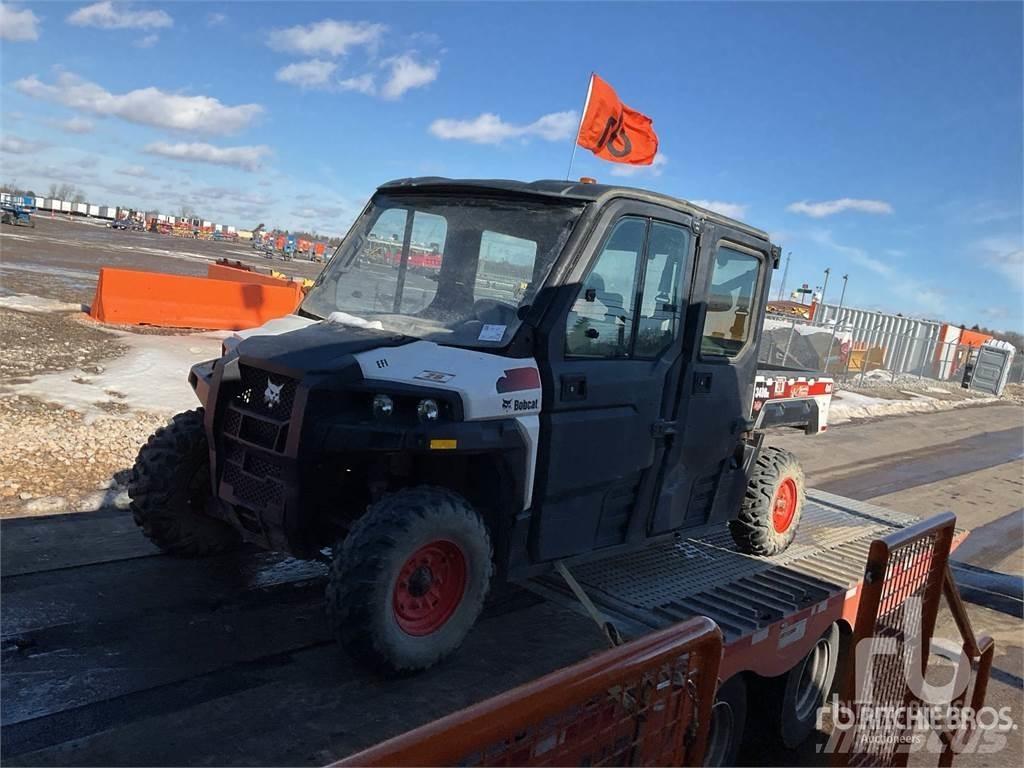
top-left (301, 193), bottom-right (584, 348)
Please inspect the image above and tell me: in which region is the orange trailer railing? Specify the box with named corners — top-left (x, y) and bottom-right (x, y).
top-left (831, 512), bottom-right (995, 767)
top-left (335, 616), bottom-right (723, 767)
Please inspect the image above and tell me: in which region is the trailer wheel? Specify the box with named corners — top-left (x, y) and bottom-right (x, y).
top-left (730, 446), bottom-right (805, 556)
top-left (327, 486), bottom-right (493, 675)
top-left (703, 675), bottom-right (747, 767)
top-left (779, 622), bottom-right (841, 748)
top-left (128, 409), bottom-right (241, 557)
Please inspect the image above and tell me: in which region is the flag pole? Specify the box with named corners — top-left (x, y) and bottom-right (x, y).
top-left (565, 73), bottom-right (594, 181)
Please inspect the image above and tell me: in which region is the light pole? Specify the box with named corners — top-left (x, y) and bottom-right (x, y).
top-left (777, 251), bottom-right (791, 301)
top-left (818, 267), bottom-right (831, 325)
top-left (825, 274), bottom-right (849, 369)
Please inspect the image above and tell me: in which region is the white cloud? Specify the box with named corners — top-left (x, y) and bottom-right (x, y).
top-left (206, 12), bottom-right (226, 27)
top-left (116, 164), bottom-right (155, 178)
top-left (609, 154), bottom-right (669, 179)
top-left (133, 32), bottom-right (158, 48)
top-left (809, 230), bottom-right (944, 315)
top-left (690, 198), bottom-right (748, 220)
top-left (268, 19), bottom-right (384, 57)
top-left (338, 73), bottom-right (376, 95)
top-left (787, 198), bottom-right (893, 218)
top-left (430, 110), bottom-right (577, 145)
top-left (380, 54), bottom-right (439, 99)
top-left (54, 116), bottom-right (95, 133)
top-left (67, 2), bottom-right (173, 30)
top-left (143, 141), bottom-right (272, 172)
top-left (0, 3), bottom-right (40, 41)
top-left (0, 135), bottom-right (46, 153)
top-left (974, 236), bottom-right (1024, 292)
top-left (15, 72), bottom-right (262, 135)
top-left (275, 59), bottom-right (337, 88)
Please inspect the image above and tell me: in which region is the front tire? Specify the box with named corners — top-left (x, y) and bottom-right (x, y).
top-left (327, 487), bottom-right (493, 675)
top-left (128, 409), bottom-right (241, 557)
top-left (730, 446), bottom-right (805, 556)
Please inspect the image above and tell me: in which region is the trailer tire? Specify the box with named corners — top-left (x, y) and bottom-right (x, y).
top-left (704, 675), bottom-right (747, 767)
top-left (128, 409), bottom-right (241, 557)
top-left (779, 622), bottom-right (841, 747)
top-left (730, 446), bottom-right (805, 556)
top-left (327, 486), bottom-right (493, 675)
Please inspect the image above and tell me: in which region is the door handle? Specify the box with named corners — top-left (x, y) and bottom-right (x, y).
top-left (694, 371), bottom-right (713, 393)
top-left (560, 374), bottom-right (587, 401)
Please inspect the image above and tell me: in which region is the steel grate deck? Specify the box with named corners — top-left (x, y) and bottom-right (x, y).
top-left (531, 490), bottom-right (958, 643)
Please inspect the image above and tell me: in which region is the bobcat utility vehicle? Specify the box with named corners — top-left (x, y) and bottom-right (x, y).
top-left (130, 178), bottom-right (832, 674)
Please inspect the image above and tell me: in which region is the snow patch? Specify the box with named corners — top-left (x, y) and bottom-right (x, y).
top-left (0, 293), bottom-right (84, 313)
top-left (9, 328), bottom-right (225, 420)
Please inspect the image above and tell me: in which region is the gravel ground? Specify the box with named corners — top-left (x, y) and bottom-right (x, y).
top-left (0, 308), bottom-right (125, 382)
top-left (0, 308), bottom-right (164, 516)
top-left (0, 394), bottom-right (166, 515)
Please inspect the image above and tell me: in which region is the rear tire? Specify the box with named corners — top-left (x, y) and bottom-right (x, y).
top-left (129, 409), bottom-right (241, 557)
top-left (730, 446), bottom-right (805, 556)
top-left (327, 486), bottom-right (493, 675)
top-left (704, 675), bottom-right (747, 767)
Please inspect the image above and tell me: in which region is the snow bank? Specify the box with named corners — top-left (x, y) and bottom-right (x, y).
top-left (830, 389), bottom-right (997, 424)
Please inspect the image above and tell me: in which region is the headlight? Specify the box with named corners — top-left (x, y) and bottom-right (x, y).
top-left (372, 393), bottom-right (394, 417)
top-left (417, 398), bottom-right (439, 422)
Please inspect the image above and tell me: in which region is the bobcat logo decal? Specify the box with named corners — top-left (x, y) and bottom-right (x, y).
top-left (264, 379), bottom-right (283, 408)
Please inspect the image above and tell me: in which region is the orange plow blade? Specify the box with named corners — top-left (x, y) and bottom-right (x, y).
top-left (206, 262), bottom-right (297, 287)
top-left (89, 267), bottom-right (303, 330)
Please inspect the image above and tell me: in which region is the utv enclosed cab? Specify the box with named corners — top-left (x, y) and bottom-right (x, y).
top-left (131, 178), bottom-right (826, 673)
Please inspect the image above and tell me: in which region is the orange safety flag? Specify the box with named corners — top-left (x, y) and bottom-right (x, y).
top-left (576, 74), bottom-right (659, 166)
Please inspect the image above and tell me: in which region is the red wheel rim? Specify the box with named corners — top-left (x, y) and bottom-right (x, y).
top-left (772, 477), bottom-right (798, 533)
top-left (392, 540), bottom-right (467, 636)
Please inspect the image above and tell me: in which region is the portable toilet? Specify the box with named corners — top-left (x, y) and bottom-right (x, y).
top-left (962, 340), bottom-right (1016, 396)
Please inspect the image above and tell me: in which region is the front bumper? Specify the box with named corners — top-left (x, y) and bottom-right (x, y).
top-left (190, 357), bottom-right (526, 559)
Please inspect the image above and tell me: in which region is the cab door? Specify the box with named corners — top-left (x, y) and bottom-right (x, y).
top-left (531, 201), bottom-right (695, 561)
top-left (647, 223), bottom-right (773, 534)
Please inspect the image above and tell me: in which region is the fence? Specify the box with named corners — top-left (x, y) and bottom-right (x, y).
top-left (335, 616), bottom-right (723, 767)
top-left (760, 314), bottom-right (1020, 386)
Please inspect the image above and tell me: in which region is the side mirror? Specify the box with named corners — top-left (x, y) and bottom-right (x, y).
top-left (584, 288), bottom-right (597, 302)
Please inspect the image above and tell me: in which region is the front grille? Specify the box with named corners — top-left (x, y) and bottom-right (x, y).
top-left (217, 364), bottom-right (299, 515)
top-left (236, 364), bottom-right (297, 417)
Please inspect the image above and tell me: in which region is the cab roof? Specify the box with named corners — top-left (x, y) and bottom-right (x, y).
top-left (379, 176), bottom-right (770, 241)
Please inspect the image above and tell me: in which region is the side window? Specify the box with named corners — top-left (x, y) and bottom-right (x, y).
top-left (635, 222), bottom-right (689, 358)
top-left (565, 217), bottom-right (645, 358)
top-left (700, 245), bottom-right (761, 358)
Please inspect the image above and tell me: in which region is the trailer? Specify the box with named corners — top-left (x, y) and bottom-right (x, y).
top-left (0, 487), bottom-right (995, 766)
top-left (340, 495), bottom-right (992, 767)
top-left (87, 204), bottom-right (100, 217)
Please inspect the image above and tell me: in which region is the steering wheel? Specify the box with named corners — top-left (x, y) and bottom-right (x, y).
top-left (471, 299), bottom-right (518, 326)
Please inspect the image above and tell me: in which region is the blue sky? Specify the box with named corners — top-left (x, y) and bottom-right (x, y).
top-left (1, 1), bottom-right (1021, 330)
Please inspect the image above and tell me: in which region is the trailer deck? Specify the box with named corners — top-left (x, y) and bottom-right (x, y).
top-left (530, 490), bottom-right (964, 679)
top-left (0, 490), bottom-right (963, 765)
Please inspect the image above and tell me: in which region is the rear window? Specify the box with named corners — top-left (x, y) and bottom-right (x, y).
top-left (700, 246), bottom-right (761, 358)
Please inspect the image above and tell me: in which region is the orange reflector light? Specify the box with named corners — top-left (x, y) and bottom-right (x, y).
top-left (579, 176), bottom-right (597, 184)
top-left (429, 439), bottom-right (458, 450)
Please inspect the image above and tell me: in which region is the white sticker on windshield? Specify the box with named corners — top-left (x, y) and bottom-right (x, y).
top-left (478, 324), bottom-right (506, 342)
